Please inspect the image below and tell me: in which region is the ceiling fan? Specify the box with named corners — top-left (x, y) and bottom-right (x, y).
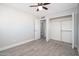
top-left (29, 3), bottom-right (50, 11)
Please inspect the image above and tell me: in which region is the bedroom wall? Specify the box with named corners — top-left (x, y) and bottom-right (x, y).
top-left (0, 4), bottom-right (40, 51)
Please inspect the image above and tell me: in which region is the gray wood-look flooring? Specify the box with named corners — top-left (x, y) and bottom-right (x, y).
top-left (0, 39), bottom-right (78, 56)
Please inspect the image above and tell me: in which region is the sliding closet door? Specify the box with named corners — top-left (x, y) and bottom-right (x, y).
top-left (61, 19), bottom-right (72, 43)
top-left (50, 21), bottom-right (61, 41)
top-left (50, 16), bottom-right (72, 43)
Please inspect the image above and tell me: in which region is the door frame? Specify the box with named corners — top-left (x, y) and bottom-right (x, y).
top-left (72, 12), bottom-right (75, 49)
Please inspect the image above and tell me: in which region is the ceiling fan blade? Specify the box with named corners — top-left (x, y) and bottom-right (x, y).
top-left (43, 7), bottom-right (48, 10)
top-left (43, 3), bottom-right (50, 5)
top-left (29, 5), bottom-right (38, 7)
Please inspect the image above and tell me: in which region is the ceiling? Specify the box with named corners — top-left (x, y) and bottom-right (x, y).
top-left (4, 3), bottom-right (78, 18)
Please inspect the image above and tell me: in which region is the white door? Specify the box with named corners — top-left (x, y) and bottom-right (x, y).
top-left (50, 21), bottom-right (61, 41)
top-left (35, 19), bottom-right (40, 40)
top-left (61, 20), bottom-right (72, 43)
top-left (50, 16), bottom-right (72, 43)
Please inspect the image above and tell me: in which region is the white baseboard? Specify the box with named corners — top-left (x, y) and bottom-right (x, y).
top-left (0, 39), bottom-right (34, 51)
top-left (78, 48), bottom-right (79, 55)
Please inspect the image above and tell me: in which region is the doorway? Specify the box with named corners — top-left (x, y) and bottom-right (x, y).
top-left (40, 20), bottom-right (46, 39)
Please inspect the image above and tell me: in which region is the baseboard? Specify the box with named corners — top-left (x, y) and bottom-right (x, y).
top-left (78, 48), bottom-right (79, 55)
top-left (0, 39), bottom-right (34, 51)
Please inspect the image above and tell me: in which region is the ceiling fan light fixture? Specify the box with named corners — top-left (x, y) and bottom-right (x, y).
top-left (38, 6), bottom-right (43, 11)
top-left (29, 3), bottom-right (50, 11)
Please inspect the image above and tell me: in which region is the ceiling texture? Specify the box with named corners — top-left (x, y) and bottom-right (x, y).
top-left (3, 3), bottom-right (78, 18)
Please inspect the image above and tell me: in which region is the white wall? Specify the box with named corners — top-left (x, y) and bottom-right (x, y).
top-left (0, 4), bottom-right (40, 50)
